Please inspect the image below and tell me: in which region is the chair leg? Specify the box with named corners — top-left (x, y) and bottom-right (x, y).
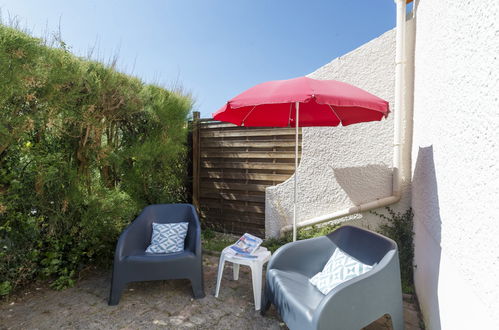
top-left (215, 254), bottom-right (226, 298)
top-left (190, 274), bottom-right (205, 299)
top-left (260, 284), bottom-right (271, 316)
top-left (108, 275), bottom-right (126, 306)
top-left (250, 263), bottom-right (263, 310)
top-left (389, 306), bottom-right (404, 330)
top-left (260, 298), bottom-right (271, 316)
top-left (190, 261), bottom-right (205, 299)
top-left (233, 263), bottom-right (240, 280)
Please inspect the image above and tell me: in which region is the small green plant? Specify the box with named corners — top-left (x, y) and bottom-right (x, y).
top-left (201, 230), bottom-right (238, 253)
top-left (201, 223), bottom-right (341, 254)
top-left (262, 222), bottom-right (340, 253)
top-left (297, 223), bottom-right (340, 240)
top-left (201, 228), bottom-right (215, 241)
top-left (372, 207), bottom-right (414, 294)
top-left (0, 281), bottom-right (11, 296)
top-left (261, 236), bottom-right (289, 253)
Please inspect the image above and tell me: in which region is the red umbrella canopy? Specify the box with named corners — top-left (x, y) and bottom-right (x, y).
top-left (213, 76), bottom-right (389, 127)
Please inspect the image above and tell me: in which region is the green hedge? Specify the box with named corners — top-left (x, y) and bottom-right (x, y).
top-left (0, 25), bottom-right (192, 294)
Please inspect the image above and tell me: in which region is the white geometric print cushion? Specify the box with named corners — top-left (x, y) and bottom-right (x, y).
top-left (146, 222), bottom-right (189, 254)
top-left (309, 248), bottom-right (373, 295)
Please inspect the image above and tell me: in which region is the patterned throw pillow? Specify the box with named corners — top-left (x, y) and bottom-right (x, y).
top-left (145, 222), bottom-right (189, 254)
top-left (309, 248), bottom-right (373, 295)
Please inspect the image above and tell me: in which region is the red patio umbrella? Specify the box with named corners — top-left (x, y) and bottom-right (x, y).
top-left (213, 76), bottom-right (389, 241)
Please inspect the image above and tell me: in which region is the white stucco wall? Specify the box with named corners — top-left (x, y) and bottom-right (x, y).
top-left (265, 21), bottom-right (414, 237)
top-left (412, 0), bottom-right (499, 329)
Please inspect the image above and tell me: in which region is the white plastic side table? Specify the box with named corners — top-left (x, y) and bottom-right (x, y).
top-left (214, 246), bottom-right (271, 310)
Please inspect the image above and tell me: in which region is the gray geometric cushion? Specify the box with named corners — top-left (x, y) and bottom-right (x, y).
top-left (146, 222), bottom-right (189, 254)
top-left (309, 248), bottom-right (373, 295)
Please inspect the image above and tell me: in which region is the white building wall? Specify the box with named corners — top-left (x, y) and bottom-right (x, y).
top-left (265, 22), bottom-right (414, 237)
top-left (412, 0), bottom-right (499, 329)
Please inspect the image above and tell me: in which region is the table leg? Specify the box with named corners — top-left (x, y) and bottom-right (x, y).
top-left (215, 254), bottom-right (226, 298)
top-left (233, 263), bottom-right (240, 280)
top-left (250, 263), bottom-right (262, 310)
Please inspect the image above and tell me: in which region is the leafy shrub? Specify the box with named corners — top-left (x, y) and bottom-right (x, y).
top-left (0, 24), bottom-right (191, 295)
top-left (372, 207), bottom-right (415, 293)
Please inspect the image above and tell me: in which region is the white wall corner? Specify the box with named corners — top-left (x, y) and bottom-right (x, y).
top-left (411, 0), bottom-right (499, 328)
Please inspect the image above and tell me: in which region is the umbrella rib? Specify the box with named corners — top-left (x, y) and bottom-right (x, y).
top-left (241, 105), bottom-right (257, 126)
top-left (328, 104), bottom-right (342, 125)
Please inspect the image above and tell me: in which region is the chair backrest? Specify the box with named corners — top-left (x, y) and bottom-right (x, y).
top-left (327, 225), bottom-right (397, 266)
top-left (141, 204), bottom-right (195, 223)
top-left (138, 204), bottom-right (199, 251)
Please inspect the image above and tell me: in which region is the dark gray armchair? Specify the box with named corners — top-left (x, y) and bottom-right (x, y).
top-left (108, 204), bottom-right (205, 305)
top-left (261, 225), bottom-right (403, 330)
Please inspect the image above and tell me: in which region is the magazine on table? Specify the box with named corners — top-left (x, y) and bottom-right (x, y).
top-left (228, 233), bottom-right (263, 258)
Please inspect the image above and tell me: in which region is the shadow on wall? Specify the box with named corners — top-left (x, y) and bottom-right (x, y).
top-left (333, 164), bottom-right (393, 205)
top-left (412, 145), bottom-right (442, 329)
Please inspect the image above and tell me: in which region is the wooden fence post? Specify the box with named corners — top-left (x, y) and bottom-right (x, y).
top-left (192, 111), bottom-right (201, 212)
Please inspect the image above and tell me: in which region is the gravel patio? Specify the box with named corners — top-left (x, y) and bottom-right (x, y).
top-left (0, 254), bottom-right (422, 329)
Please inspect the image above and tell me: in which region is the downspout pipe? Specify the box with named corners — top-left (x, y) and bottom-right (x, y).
top-left (279, 0), bottom-right (408, 236)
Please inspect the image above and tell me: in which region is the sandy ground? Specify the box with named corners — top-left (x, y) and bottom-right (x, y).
top-left (0, 254), bottom-right (422, 329)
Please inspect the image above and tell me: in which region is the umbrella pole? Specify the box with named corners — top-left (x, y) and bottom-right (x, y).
top-left (293, 101), bottom-right (299, 242)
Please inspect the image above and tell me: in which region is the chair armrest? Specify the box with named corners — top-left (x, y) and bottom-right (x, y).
top-left (313, 250), bottom-right (402, 329)
top-left (115, 214), bottom-right (149, 261)
top-left (186, 222), bottom-right (201, 256)
top-left (184, 205), bottom-right (202, 256)
top-left (267, 236), bottom-right (336, 277)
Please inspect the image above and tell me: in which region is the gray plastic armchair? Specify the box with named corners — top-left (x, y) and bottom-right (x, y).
top-left (261, 225), bottom-right (403, 330)
top-left (108, 204), bottom-right (205, 305)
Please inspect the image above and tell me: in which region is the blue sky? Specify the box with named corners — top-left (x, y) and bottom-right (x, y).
top-left (0, 0), bottom-right (396, 117)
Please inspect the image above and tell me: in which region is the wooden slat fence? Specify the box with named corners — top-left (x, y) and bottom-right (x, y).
top-left (191, 112), bottom-right (300, 237)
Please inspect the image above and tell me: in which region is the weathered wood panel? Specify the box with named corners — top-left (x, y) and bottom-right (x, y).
top-left (191, 112), bottom-right (300, 236)
top-left (200, 128), bottom-right (296, 138)
top-left (200, 151), bottom-right (300, 159)
top-left (200, 161), bottom-right (296, 171)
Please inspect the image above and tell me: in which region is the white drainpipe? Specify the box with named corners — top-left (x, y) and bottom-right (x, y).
top-left (280, 0), bottom-right (408, 236)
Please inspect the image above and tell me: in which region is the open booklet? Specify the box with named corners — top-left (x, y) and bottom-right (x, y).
top-left (227, 233), bottom-right (263, 259)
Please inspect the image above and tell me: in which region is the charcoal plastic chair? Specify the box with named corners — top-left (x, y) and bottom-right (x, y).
top-left (108, 204), bottom-right (205, 305)
top-left (261, 225), bottom-right (403, 330)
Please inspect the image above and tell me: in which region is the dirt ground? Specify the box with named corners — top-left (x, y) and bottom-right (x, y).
top-left (0, 254), bottom-right (422, 329)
